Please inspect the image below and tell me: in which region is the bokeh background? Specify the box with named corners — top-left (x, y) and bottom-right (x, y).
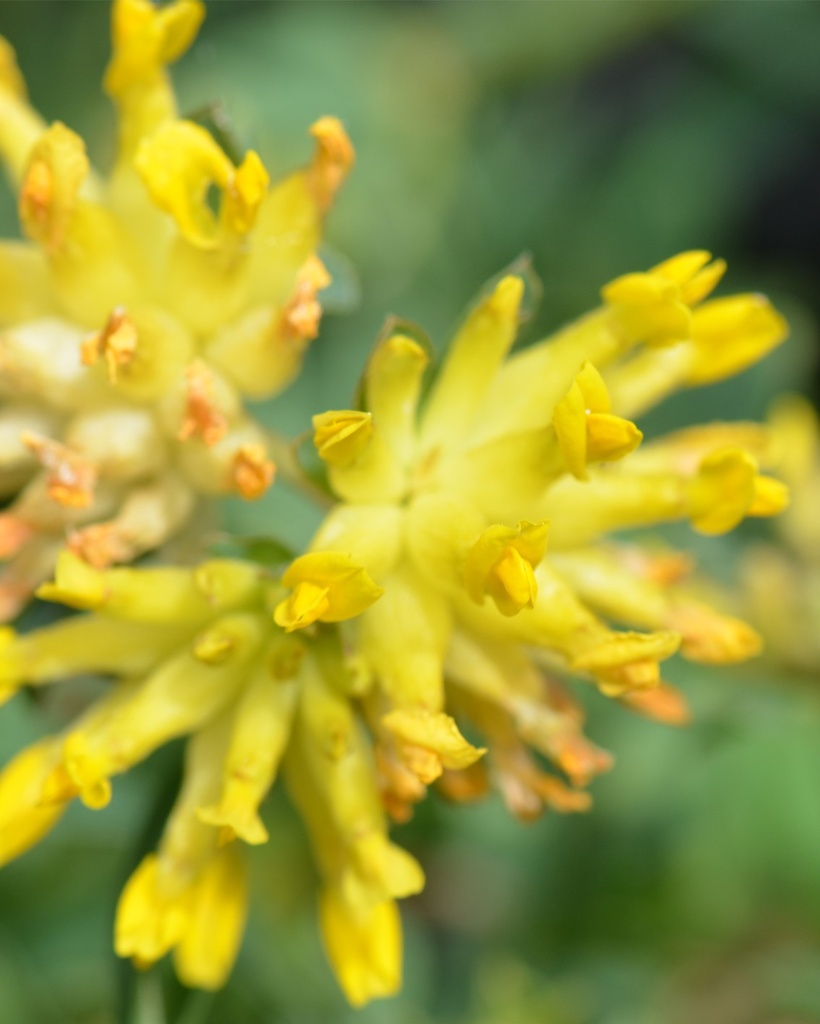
top-left (2, 2), bottom-right (820, 1022)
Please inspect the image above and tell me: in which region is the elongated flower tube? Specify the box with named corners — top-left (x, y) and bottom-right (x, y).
top-left (0, 0), bottom-right (353, 619)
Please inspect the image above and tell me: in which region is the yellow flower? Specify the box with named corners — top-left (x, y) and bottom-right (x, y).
top-left (0, 550), bottom-right (393, 1000)
top-left (0, 0), bottom-right (353, 619)
top-left (301, 253), bottom-right (786, 821)
top-left (0, 253), bottom-right (789, 1007)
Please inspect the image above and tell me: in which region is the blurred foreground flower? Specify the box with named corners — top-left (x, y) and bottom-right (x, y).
top-left (0, 251), bottom-right (788, 1006)
top-left (0, 0), bottom-right (352, 619)
top-left (743, 394), bottom-right (820, 672)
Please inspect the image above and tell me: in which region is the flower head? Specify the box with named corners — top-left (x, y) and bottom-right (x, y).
top-left (302, 253), bottom-right (786, 819)
top-left (0, 253), bottom-right (788, 1004)
top-left (0, 0), bottom-right (353, 618)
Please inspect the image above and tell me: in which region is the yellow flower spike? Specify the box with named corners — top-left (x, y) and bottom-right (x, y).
top-left (0, 738), bottom-right (68, 868)
top-left (687, 294), bottom-right (788, 386)
top-left (135, 120), bottom-right (267, 248)
top-left (313, 410), bottom-right (374, 468)
top-left (173, 845), bottom-right (248, 990)
top-left (198, 642), bottom-right (301, 845)
top-left (381, 708), bottom-right (486, 784)
top-left (320, 891), bottom-right (402, 1008)
top-left (464, 520), bottom-right (549, 616)
top-left (421, 274), bottom-right (524, 446)
top-left (275, 552), bottom-right (384, 632)
top-left (308, 116), bottom-right (356, 213)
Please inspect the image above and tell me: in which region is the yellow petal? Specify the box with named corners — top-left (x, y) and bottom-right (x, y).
top-left (585, 413), bottom-right (643, 464)
top-left (135, 120), bottom-right (268, 248)
top-left (687, 294), bottom-right (788, 385)
top-left (0, 738), bottom-right (67, 868)
top-left (688, 448), bottom-right (758, 535)
top-left (421, 274), bottom-right (524, 446)
top-left (277, 552), bottom-right (384, 630)
top-left (320, 892), bottom-right (402, 1008)
top-left (463, 520), bottom-right (549, 616)
top-left (115, 853), bottom-right (193, 964)
top-left (174, 846), bottom-right (248, 990)
top-left (650, 250), bottom-right (714, 287)
top-left (313, 410), bottom-right (373, 467)
top-left (274, 581), bottom-right (331, 633)
top-left (105, 0), bottom-right (205, 96)
top-left (365, 333), bottom-right (429, 465)
top-left (748, 475), bottom-right (789, 517)
top-left (381, 708), bottom-right (486, 775)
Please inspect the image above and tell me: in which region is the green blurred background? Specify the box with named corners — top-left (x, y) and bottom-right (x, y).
top-left (2, 2), bottom-right (820, 1022)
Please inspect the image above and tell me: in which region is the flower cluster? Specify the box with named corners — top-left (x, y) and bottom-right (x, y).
top-left (0, 237), bottom-right (788, 1003)
top-left (0, 0), bottom-right (352, 619)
